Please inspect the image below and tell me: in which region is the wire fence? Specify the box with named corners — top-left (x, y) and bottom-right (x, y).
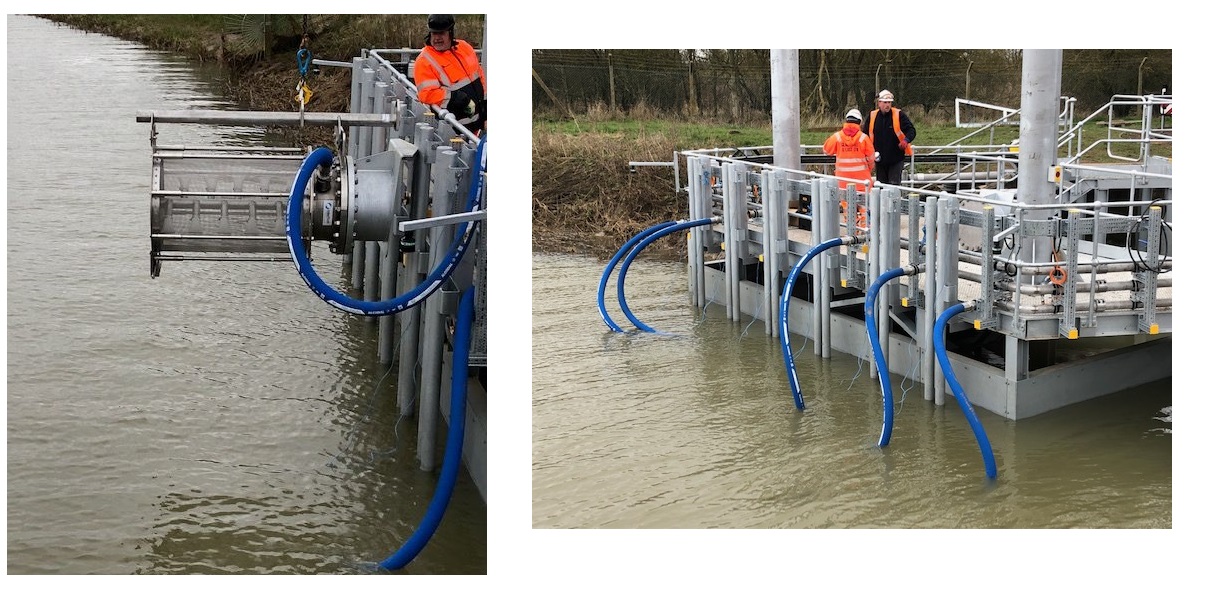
top-left (532, 49), bottom-right (1172, 124)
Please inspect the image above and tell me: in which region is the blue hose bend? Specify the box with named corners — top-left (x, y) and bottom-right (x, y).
top-left (379, 285), bottom-right (475, 571)
top-left (615, 217), bottom-right (717, 333)
top-left (598, 221), bottom-right (678, 332)
top-left (865, 266), bottom-right (915, 447)
top-left (285, 137), bottom-right (486, 316)
top-left (779, 237), bottom-right (848, 411)
top-left (934, 302), bottom-right (998, 479)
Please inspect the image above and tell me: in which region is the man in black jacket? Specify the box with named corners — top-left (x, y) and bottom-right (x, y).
top-left (863, 89), bottom-right (916, 185)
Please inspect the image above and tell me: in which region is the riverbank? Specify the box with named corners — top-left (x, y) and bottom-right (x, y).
top-left (35, 14), bottom-right (481, 116)
top-left (38, 15), bottom-right (346, 114)
top-left (532, 129), bottom-right (687, 259)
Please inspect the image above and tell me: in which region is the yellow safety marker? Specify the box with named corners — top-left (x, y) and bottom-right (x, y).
top-left (1149, 324), bottom-right (1159, 335)
top-left (1067, 328), bottom-right (1079, 339)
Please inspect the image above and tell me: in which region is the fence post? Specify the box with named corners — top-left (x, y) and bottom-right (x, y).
top-left (608, 52), bottom-right (617, 111)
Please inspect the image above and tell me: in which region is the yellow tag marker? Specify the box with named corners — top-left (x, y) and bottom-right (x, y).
top-left (974, 319), bottom-right (983, 330)
top-left (841, 279), bottom-right (848, 288)
top-left (901, 298), bottom-right (909, 307)
top-left (1067, 329), bottom-right (1079, 339)
top-left (1149, 324), bottom-right (1159, 335)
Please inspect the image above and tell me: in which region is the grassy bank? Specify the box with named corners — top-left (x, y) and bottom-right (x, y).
top-left (533, 113), bottom-right (1171, 260)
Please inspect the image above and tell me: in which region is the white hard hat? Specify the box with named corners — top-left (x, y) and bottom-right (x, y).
top-left (878, 89), bottom-right (894, 102)
top-left (845, 108), bottom-right (862, 123)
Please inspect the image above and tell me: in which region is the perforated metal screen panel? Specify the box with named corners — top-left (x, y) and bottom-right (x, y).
top-left (151, 153), bottom-right (306, 256)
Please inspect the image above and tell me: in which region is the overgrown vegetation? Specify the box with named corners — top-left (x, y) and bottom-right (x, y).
top-left (532, 110), bottom-right (1173, 260)
top-left (532, 130), bottom-right (684, 257)
top-left (37, 14), bottom-right (485, 115)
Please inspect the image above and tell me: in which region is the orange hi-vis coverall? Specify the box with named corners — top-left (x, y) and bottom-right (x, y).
top-left (823, 123), bottom-right (876, 192)
top-left (414, 40), bottom-right (487, 132)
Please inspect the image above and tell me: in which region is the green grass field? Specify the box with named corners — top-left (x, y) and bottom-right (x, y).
top-left (533, 116), bottom-right (1172, 165)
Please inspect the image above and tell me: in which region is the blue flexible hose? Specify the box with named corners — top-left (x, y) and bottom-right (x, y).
top-left (597, 221), bottom-right (678, 332)
top-left (615, 217), bottom-right (717, 333)
top-left (379, 286), bottom-right (475, 571)
top-left (934, 302), bottom-right (998, 479)
top-left (285, 137), bottom-right (486, 316)
top-left (779, 237), bottom-right (848, 411)
top-left (865, 266), bottom-right (915, 447)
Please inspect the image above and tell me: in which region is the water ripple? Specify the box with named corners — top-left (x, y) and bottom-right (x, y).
top-left (533, 253), bottom-right (1172, 529)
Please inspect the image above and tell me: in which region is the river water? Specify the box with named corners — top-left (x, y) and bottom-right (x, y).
top-left (532, 252), bottom-right (1172, 529)
top-left (6, 15), bottom-right (485, 577)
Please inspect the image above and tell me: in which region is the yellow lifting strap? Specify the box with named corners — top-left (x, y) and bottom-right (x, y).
top-left (295, 80), bottom-right (313, 107)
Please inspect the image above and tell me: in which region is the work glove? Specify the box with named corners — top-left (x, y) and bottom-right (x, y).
top-left (898, 140), bottom-right (908, 151)
top-left (466, 99), bottom-right (476, 116)
top-left (449, 89), bottom-right (471, 115)
top-left (875, 152), bottom-right (881, 162)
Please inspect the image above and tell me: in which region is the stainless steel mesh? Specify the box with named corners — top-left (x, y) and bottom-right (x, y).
top-left (150, 153), bottom-right (307, 267)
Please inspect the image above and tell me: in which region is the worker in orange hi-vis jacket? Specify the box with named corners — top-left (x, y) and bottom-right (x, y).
top-left (824, 108), bottom-right (876, 192)
top-left (414, 14), bottom-right (487, 135)
top-left (823, 108), bottom-right (876, 228)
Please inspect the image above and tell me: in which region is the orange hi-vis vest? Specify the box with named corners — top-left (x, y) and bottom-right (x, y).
top-left (823, 125), bottom-right (876, 192)
top-left (415, 41), bottom-right (486, 112)
top-left (867, 106), bottom-right (913, 155)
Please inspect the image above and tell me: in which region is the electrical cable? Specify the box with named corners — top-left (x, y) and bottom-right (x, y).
top-left (897, 348), bottom-right (922, 409)
top-left (695, 296), bottom-right (715, 328)
top-left (1126, 211), bottom-right (1171, 274)
top-left (740, 260), bottom-right (764, 338)
top-left (325, 340), bottom-right (400, 470)
top-left (740, 297), bottom-right (763, 339)
top-left (846, 342), bottom-right (867, 391)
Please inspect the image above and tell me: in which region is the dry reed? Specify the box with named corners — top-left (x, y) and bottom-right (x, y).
top-left (532, 130), bottom-right (686, 259)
